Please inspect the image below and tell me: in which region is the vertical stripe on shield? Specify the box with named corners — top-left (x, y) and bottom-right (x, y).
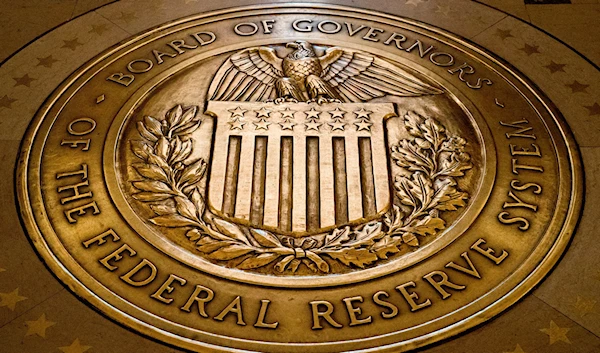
top-left (221, 136), bottom-right (241, 216)
top-left (332, 137), bottom-right (349, 224)
top-left (278, 137), bottom-right (293, 231)
top-left (249, 136), bottom-right (268, 226)
top-left (306, 137), bottom-right (320, 231)
top-left (358, 137), bottom-right (377, 217)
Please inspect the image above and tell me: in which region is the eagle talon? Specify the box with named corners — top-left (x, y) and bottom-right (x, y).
top-left (273, 97), bottom-right (299, 105)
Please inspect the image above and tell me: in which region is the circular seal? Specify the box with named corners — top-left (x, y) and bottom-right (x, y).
top-left (17, 4), bottom-right (582, 352)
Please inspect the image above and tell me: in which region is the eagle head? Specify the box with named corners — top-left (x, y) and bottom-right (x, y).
top-left (286, 40), bottom-right (316, 59)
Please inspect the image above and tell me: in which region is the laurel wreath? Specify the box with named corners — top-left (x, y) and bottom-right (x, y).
top-left (129, 105), bottom-right (472, 274)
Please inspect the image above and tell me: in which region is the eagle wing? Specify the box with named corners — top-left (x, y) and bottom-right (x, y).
top-left (319, 47), bottom-right (443, 102)
top-left (209, 47), bottom-right (283, 102)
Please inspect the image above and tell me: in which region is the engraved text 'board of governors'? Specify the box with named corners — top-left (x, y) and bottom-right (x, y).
top-left (17, 4), bottom-right (583, 353)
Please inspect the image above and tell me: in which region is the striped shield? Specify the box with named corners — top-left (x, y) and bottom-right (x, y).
top-left (205, 101), bottom-right (394, 235)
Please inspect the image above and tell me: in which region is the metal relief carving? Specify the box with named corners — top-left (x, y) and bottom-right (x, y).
top-left (17, 5), bottom-right (583, 353)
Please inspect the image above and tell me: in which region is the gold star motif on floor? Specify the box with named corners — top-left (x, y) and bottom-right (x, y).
top-left (254, 119), bottom-right (271, 130)
top-left (255, 107), bottom-right (271, 118)
top-left (228, 106), bottom-right (247, 118)
top-left (279, 119), bottom-right (296, 130)
top-left (354, 120), bottom-right (373, 131)
top-left (25, 313), bottom-right (56, 338)
top-left (37, 55), bottom-right (58, 68)
top-left (62, 38), bottom-right (83, 51)
top-left (328, 120), bottom-right (346, 131)
top-left (305, 107), bottom-right (321, 119)
top-left (566, 80), bottom-right (589, 93)
top-left (584, 103), bottom-right (600, 116)
top-left (354, 108), bottom-right (372, 119)
top-left (0, 95), bottom-right (17, 109)
top-left (119, 12), bottom-right (137, 24)
top-left (540, 320), bottom-right (571, 345)
top-left (329, 107), bottom-right (346, 119)
top-left (89, 24), bottom-right (109, 36)
top-left (496, 29), bottom-right (514, 40)
top-left (305, 120), bottom-right (322, 131)
top-left (13, 74), bottom-right (36, 88)
top-left (0, 288), bottom-right (27, 311)
top-left (544, 61), bottom-right (566, 74)
top-left (503, 344), bottom-right (526, 353)
top-left (436, 4), bottom-right (452, 16)
top-left (572, 296), bottom-right (597, 317)
top-left (228, 119), bottom-right (245, 130)
top-left (405, 0), bottom-right (423, 6)
top-left (279, 107), bottom-right (295, 119)
top-left (59, 338), bottom-right (91, 353)
top-left (519, 44), bottom-right (540, 56)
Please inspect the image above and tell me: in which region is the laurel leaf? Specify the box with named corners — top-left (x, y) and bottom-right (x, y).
top-left (421, 117), bottom-right (445, 149)
top-left (353, 222), bottom-right (384, 246)
top-left (207, 244), bottom-right (254, 260)
top-left (249, 229), bottom-right (282, 248)
top-left (132, 163), bottom-right (168, 182)
top-left (436, 191), bottom-right (468, 211)
top-left (175, 196), bottom-right (197, 221)
top-left (133, 180), bottom-right (173, 194)
top-left (324, 227), bottom-right (351, 247)
top-left (190, 188), bottom-right (205, 217)
top-left (150, 203), bottom-right (177, 215)
top-left (130, 140), bottom-right (150, 160)
top-left (155, 137), bottom-right (170, 160)
top-left (407, 217), bottom-right (445, 237)
top-left (326, 248), bottom-right (378, 268)
top-left (402, 232), bottom-right (419, 246)
top-left (186, 229), bottom-right (203, 241)
top-left (305, 251), bottom-right (330, 273)
top-left (180, 159), bottom-right (207, 187)
top-left (132, 192), bottom-right (172, 202)
top-left (237, 253), bottom-right (280, 269)
top-left (372, 237), bottom-right (402, 259)
top-left (212, 218), bottom-right (249, 245)
top-left (137, 121), bottom-right (158, 142)
top-left (143, 116), bottom-right (163, 137)
top-left (174, 121), bottom-right (201, 135)
top-left (167, 105), bottom-right (183, 127)
top-left (403, 111), bottom-right (424, 138)
top-left (197, 241), bottom-right (227, 253)
top-left (179, 106), bottom-right (198, 126)
top-left (150, 214), bottom-right (197, 227)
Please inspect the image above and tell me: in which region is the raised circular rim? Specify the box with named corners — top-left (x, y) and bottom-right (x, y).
top-left (16, 3), bottom-right (583, 353)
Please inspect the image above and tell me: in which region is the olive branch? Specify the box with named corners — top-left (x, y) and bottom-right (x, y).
top-left (129, 105), bottom-right (472, 274)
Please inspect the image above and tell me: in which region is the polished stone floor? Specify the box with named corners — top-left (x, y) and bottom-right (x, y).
top-left (0, 1), bottom-right (599, 353)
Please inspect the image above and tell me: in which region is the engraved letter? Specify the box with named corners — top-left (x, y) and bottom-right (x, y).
top-left (106, 72), bottom-right (134, 87)
top-left (345, 22), bottom-right (367, 37)
top-left (396, 281), bottom-right (432, 312)
top-left (234, 22), bottom-right (258, 36)
top-left (261, 20), bottom-right (275, 34)
top-left (510, 143), bottom-right (541, 157)
top-left (500, 120), bottom-right (536, 140)
top-left (510, 179), bottom-right (542, 195)
top-left (383, 33), bottom-right (407, 49)
top-left (254, 300), bottom-right (279, 329)
top-left (120, 259), bottom-right (158, 287)
top-left (471, 239), bottom-right (508, 265)
top-left (127, 59), bottom-right (153, 74)
top-left (343, 296), bottom-right (372, 326)
top-left (168, 39), bottom-right (198, 54)
top-left (99, 244), bottom-right (136, 271)
top-left (191, 32), bottom-right (216, 46)
top-left (292, 19), bottom-right (313, 32)
top-left (362, 27), bottom-right (384, 42)
top-left (181, 285), bottom-right (214, 317)
top-left (445, 252), bottom-right (481, 279)
top-left (151, 274), bottom-right (187, 303)
top-left (512, 159), bottom-right (544, 174)
top-left (373, 291), bottom-right (399, 319)
top-left (64, 201), bottom-right (100, 223)
top-left (310, 301), bottom-right (343, 329)
top-left (498, 211), bottom-right (530, 231)
top-left (429, 52), bottom-right (454, 66)
top-left (423, 270), bottom-right (466, 300)
top-left (67, 117), bottom-right (96, 136)
top-left (503, 190), bottom-right (538, 211)
top-left (214, 296), bottom-right (246, 326)
top-left (83, 229), bottom-right (120, 248)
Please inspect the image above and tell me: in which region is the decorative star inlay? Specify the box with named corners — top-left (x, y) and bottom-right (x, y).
top-left (119, 12), bottom-right (137, 24)
top-left (0, 95), bottom-right (17, 109)
top-left (544, 61), bottom-right (566, 74)
top-left (255, 107), bottom-right (271, 118)
top-left (584, 102), bottom-right (600, 116)
top-left (279, 120), bottom-right (296, 130)
top-left (436, 4), bottom-right (452, 16)
top-left (0, 288), bottom-right (27, 311)
top-left (305, 120), bottom-right (322, 131)
top-left (503, 344), bottom-right (526, 353)
top-left (62, 38), bottom-right (83, 51)
top-left (354, 108), bottom-right (372, 120)
top-left (354, 120), bottom-right (373, 131)
top-left (59, 338), bottom-right (92, 353)
top-left (13, 74), bottom-right (36, 87)
top-left (280, 107), bottom-right (295, 119)
top-left (328, 120), bottom-right (346, 131)
top-left (572, 296), bottom-right (597, 316)
top-left (89, 24), bottom-right (109, 36)
top-left (540, 320), bottom-right (571, 345)
top-left (37, 55), bottom-right (58, 68)
top-left (25, 313), bottom-right (56, 338)
top-left (228, 106), bottom-right (247, 118)
top-left (254, 119), bottom-right (271, 130)
top-left (329, 107), bottom-right (346, 119)
top-left (405, 0), bottom-right (423, 6)
top-left (495, 29), bottom-right (514, 40)
top-left (228, 120), bottom-right (246, 130)
top-left (566, 80), bottom-right (590, 93)
top-left (520, 44), bottom-right (540, 56)
top-left (305, 107), bottom-right (321, 119)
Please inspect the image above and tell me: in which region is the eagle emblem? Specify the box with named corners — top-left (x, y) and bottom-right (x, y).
top-left (209, 40), bottom-right (443, 104)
